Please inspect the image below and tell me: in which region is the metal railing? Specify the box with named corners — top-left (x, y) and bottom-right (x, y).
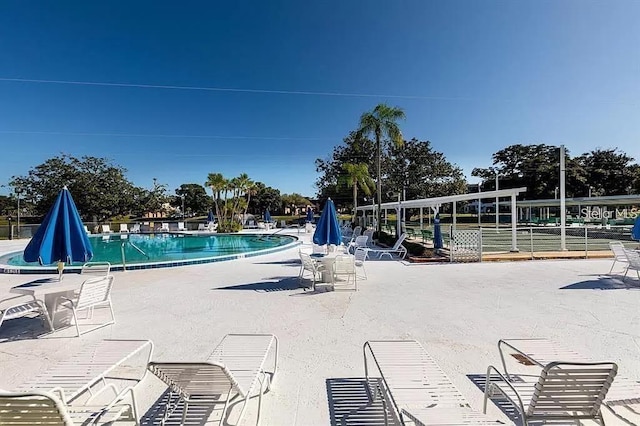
top-left (120, 241), bottom-right (149, 271)
top-left (479, 225), bottom-right (637, 258)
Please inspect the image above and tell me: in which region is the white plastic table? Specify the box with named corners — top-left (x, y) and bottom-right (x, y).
top-left (10, 275), bottom-right (87, 324)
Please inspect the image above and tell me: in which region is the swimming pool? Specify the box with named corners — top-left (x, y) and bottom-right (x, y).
top-left (0, 233), bottom-right (300, 273)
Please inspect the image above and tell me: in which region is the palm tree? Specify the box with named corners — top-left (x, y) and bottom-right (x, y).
top-left (340, 163), bottom-right (374, 221)
top-left (357, 103), bottom-right (405, 233)
top-left (205, 173), bottom-right (226, 221)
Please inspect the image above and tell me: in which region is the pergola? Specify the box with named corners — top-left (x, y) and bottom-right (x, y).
top-left (356, 187), bottom-right (528, 252)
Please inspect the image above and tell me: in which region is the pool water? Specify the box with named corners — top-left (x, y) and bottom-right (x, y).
top-left (3, 233), bottom-right (297, 268)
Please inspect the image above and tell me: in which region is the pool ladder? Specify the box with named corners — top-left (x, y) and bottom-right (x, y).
top-left (120, 241), bottom-right (150, 271)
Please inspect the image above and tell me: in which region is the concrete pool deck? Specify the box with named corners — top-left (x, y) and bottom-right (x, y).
top-left (0, 231), bottom-right (639, 425)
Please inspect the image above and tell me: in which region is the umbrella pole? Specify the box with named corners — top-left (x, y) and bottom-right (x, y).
top-left (57, 262), bottom-right (64, 281)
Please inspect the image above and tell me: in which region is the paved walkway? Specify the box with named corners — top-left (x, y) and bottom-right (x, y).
top-left (0, 233), bottom-right (638, 424)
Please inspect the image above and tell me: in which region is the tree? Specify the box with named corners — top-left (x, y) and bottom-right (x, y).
top-left (576, 148), bottom-right (638, 196)
top-left (472, 144), bottom-right (585, 199)
top-left (133, 178), bottom-right (170, 217)
top-left (205, 173), bottom-right (226, 220)
top-left (386, 138), bottom-right (467, 200)
top-left (315, 131), bottom-right (377, 208)
top-left (10, 154), bottom-right (137, 221)
top-left (172, 183), bottom-right (210, 217)
top-left (249, 182), bottom-right (282, 214)
top-left (357, 104), bottom-right (406, 232)
top-left (339, 163), bottom-right (374, 221)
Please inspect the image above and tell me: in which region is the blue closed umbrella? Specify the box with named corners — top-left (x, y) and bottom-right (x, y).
top-left (433, 214), bottom-right (444, 250)
top-left (23, 186), bottom-right (93, 266)
top-left (313, 199), bottom-right (342, 246)
top-left (264, 210), bottom-right (272, 223)
top-left (632, 216), bottom-right (640, 241)
top-left (207, 210), bottom-right (215, 223)
top-left (306, 207), bottom-right (314, 223)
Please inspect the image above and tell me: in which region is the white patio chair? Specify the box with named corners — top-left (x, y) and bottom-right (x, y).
top-left (354, 247), bottom-right (368, 279)
top-left (343, 226), bottom-right (362, 244)
top-left (129, 223), bottom-right (141, 233)
top-left (0, 294), bottom-right (53, 332)
top-left (198, 223), bottom-right (206, 231)
top-left (280, 219), bottom-right (287, 228)
top-left (362, 228), bottom-right (375, 247)
top-left (207, 221), bottom-right (217, 232)
top-left (299, 252), bottom-right (326, 291)
top-left (608, 241), bottom-right (628, 273)
top-left (349, 235), bottom-right (369, 254)
top-left (369, 233), bottom-right (408, 259)
top-left (364, 340), bottom-right (504, 425)
top-left (333, 255), bottom-right (357, 291)
top-left (160, 223), bottom-right (170, 232)
top-left (83, 225), bottom-right (91, 235)
top-left (148, 334), bottom-right (278, 426)
top-left (52, 275), bottom-right (115, 337)
top-left (177, 222), bottom-right (185, 231)
top-left (0, 390), bottom-right (136, 425)
top-left (484, 361), bottom-right (617, 425)
top-left (119, 223), bottom-right (129, 233)
top-left (81, 261), bottom-right (111, 276)
top-left (101, 224), bottom-right (113, 234)
top-left (623, 248), bottom-right (640, 282)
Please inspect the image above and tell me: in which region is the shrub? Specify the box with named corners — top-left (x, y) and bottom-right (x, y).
top-left (217, 221), bottom-right (243, 233)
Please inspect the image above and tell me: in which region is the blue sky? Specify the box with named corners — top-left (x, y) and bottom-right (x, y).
top-left (0, 0), bottom-right (638, 197)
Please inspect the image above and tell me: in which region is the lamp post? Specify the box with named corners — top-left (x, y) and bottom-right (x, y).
top-left (477, 182), bottom-right (482, 228)
top-left (495, 173), bottom-right (500, 230)
top-left (15, 188), bottom-right (22, 238)
top-left (181, 194), bottom-right (185, 219)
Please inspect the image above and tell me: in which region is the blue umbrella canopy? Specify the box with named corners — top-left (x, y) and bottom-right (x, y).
top-left (306, 207), bottom-right (314, 223)
top-left (313, 199), bottom-right (342, 246)
top-left (23, 187), bottom-right (93, 265)
top-left (207, 210), bottom-right (215, 223)
top-left (264, 210), bottom-right (272, 223)
top-left (433, 214), bottom-right (444, 250)
top-left (632, 216), bottom-right (640, 241)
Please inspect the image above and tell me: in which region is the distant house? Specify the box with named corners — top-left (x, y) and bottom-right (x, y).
top-left (142, 202), bottom-right (178, 219)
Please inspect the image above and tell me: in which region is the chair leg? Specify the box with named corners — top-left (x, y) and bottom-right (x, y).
top-left (108, 300), bottom-right (116, 326)
top-left (181, 400), bottom-right (188, 425)
top-left (609, 260), bottom-right (616, 274)
top-left (72, 307), bottom-right (81, 337)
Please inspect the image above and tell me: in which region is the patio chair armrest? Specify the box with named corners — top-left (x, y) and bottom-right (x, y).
top-left (0, 293), bottom-right (41, 309)
top-left (485, 365), bottom-right (526, 419)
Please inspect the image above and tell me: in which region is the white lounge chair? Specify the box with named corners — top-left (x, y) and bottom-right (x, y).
top-left (129, 223), bottom-right (141, 233)
top-left (83, 225), bottom-right (91, 235)
top-left (364, 340), bottom-right (505, 425)
top-left (81, 261), bottom-right (111, 276)
top-left (160, 222), bottom-right (170, 232)
top-left (0, 294), bottom-right (53, 333)
top-left (207, 221), bottom-right (217, 232)
top-left (101, 224), bottom-right (113, 234)
top-left (368, 233), bottom-right (408, 259)
top-left (119, 223), bottom-right (129, 233)
top-left (148, 334), bottom-right (278, 426)
top-left (492, 338), bottom-right (636, 424)
top-left (198, 223), bottom-right (206, 231)
top-left (177, 221), bottom-right (185, 231)
top-left (484, 360), bottom-right (617, 425)
top-left (52, 275), bottom-right (115, 336)
top-left (0, 390), bottom-right (137, 425)
top-left (362, 228), bottom-right (375, 247)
